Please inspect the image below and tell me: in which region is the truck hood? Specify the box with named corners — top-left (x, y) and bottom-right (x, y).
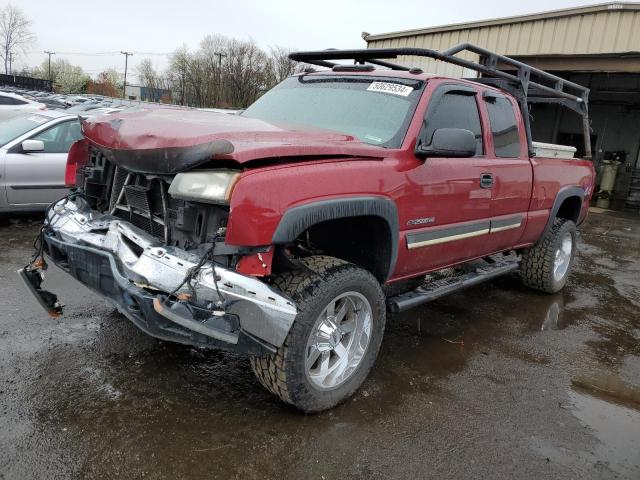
top-left (82, 108), bottom-right (385, 174)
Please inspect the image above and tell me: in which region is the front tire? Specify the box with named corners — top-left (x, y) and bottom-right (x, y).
top-left (520, 218), bottom-right (577, 293)
top-left (250, 256), bottom-right (386, 413)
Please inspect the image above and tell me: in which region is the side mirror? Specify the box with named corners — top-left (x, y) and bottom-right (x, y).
top-left (416, 128), bottom-right (476, 158)
top-left (21, 139), bottom-right (45, 152)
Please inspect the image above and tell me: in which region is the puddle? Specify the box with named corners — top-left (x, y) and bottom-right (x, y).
top-left (572, 374), bottom-right (640, 413)
top-left (4, 209), bottom-right (639, 479)
top-left (530, 376), bottom-right (640, 478)
top-left (567, 385), bottom-right (640, 478)
top-left (539, 294), bottom-right (566, 331)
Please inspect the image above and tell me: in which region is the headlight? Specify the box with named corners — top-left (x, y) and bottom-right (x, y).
top-left (168, 170), bottom-right (240, 204)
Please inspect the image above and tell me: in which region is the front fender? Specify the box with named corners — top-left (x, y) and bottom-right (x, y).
top-left (271, 196), bottom-right (399, 280)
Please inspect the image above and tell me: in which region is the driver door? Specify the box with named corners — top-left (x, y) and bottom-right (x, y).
top-left (5, 120), bottom-right (81, 207)
top-left (397, 84), bottom-right (495, 277)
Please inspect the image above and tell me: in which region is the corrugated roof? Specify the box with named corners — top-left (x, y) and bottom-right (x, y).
top-left (364, 2), bottom-right (640, 41)
top-left (364, 2), bottom-right (640, 76)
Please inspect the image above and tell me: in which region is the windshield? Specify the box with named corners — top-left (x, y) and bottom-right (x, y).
top-left (243, 75), bottom-right (424, 147)
top-left (0, 114), bottom-right (51, 147)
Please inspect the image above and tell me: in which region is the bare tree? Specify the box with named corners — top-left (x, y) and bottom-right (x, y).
top-left (267, 46), bottom-right (300, 86)
top-left (116, 36), bottom-right (305, 108)
top-left (222, 39), bottom-right (270, 107)
top-left (87, 69), bottom-right (121, 97)
top-left (0, 4), bottom-right (34, 74)
top-left (199, 34), bottom-right (229, 106)
top-left (28, 58), bottom-right (89, 93)
top-left (137, 58), bottom-right (161, 90)
top-left (168, 45), bottom-right (191, 106)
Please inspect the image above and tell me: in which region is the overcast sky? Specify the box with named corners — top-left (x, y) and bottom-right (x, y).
top-left (16, 0), bottom-right (605, 82)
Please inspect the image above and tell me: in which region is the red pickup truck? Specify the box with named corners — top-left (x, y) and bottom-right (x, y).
top-left (21, 44), bottom-right (595, 412)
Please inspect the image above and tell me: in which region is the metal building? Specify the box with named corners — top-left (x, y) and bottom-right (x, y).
top-left (364, 2), bottom-right (640, 210)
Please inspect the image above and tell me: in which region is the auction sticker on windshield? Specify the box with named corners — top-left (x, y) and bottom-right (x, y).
top-left (367, 82), bottom-right (414, 97)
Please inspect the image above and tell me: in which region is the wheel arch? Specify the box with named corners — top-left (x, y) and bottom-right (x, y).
top-left (539, 186), bottom-right (585, 242)
top-left (271, 196), bottom-right (399, 282)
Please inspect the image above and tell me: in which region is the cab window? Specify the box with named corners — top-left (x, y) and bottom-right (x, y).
top-left (484, 95), bottom-right (522, 158)
top-left (30, 120), bottom-right (83, 154)
top-left (424, 90), bottom-right (484, 155)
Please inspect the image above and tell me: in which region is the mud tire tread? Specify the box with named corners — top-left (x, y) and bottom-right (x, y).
top-left (250, 255), bottom-right (385, 412)
top-left (520, 218), bottom-right (576, 293)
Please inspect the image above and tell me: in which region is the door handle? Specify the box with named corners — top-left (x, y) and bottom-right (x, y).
top-left (480, 173), bottom-right (494, 189)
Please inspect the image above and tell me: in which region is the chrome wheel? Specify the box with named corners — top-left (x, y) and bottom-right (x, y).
top-left (305, 292), bottom-right (373, 390)
top-left (553, 232), bottom-right (573, 282)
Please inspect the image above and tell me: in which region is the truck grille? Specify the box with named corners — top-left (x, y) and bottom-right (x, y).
top-left (85, 149), bottom-right (170, 242)
top-left (82, 146), bottom-right (230, 249)
top-left (109, 167), bottom-right (129, 211)
top-left (111, 175), bottom-right (169, 242)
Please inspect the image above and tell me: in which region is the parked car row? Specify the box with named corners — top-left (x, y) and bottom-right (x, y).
top-left (2, 85), bottom-right (245, 115)
top-left (0, 91), bottom-right (47, 122)
top-left (0, 88), bottom-right (141, 214)
top-left (0, 87), bottom-right (246, 214)
top-left (0, 86), bottom-right (139, 117)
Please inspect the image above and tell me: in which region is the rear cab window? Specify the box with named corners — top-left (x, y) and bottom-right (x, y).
top-left (483, 93), bottom-right (523, 158)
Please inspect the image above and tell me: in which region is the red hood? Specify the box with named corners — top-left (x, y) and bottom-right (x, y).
top-left (81, 108), bottom-right (384, 174)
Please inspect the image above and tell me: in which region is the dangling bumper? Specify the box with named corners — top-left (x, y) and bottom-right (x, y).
top-left (20, 198), bottom-right (297, 355)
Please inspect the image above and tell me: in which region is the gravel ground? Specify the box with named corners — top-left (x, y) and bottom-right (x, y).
top-left (0, 209), bottom-right (638, 480)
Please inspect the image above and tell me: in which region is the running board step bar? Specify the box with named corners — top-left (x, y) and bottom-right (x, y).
top-left (387, 255), bottom-right (520, 313)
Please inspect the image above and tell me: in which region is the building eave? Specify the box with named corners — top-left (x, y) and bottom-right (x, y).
top-left (364, 2), bottom-right (640, 41)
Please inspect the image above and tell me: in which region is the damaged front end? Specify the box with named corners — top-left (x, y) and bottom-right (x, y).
top-left (21, 196), bottom-right (296, 355)
top-left (20, 111), bottom-right (307, 354)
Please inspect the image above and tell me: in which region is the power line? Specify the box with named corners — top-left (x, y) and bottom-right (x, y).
top-left (54, 51), bottom-right (121, 56)
top-left (54, 51), bottom-right (172, 56)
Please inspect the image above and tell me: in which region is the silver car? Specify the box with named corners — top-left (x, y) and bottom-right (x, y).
top-left (0, 111), bottom-right (83, 213)
top-left (0, 92), bottom-right (46, 122)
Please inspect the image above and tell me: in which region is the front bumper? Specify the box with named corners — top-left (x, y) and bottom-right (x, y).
top-left (25, 198), bottom-right (297, 354)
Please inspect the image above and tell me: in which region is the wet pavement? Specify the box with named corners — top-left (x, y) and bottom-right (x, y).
top-left (0, 209), bottom-right (639, 480)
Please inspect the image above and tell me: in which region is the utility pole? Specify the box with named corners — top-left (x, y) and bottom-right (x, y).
top-left (8, 52), bottom-right (13, 75)
top-left (214, 52), bottom-right (226, 106)
top-left (120, 51), bottom-right (133, 99)
top-left (181, 63), bottom-right (186, 106)
top-left (44, 51), bottom-right (55, 91)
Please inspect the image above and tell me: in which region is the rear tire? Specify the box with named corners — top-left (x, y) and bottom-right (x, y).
top-left (520, 218), bottom-right (577, 293)
top-left (250, 255), bottom-right (386, 413)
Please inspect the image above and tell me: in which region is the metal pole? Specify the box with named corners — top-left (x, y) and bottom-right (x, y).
top-left (44, 51), bottom-right (55, 91)
top-left (181, 69), bottom-right (184, 105)
top-left (582, 114), bottom-right (592, 160)
top-left (214, 52), bottom-right (226, 106)
top-left (121, 51), bottom-right (133, 99)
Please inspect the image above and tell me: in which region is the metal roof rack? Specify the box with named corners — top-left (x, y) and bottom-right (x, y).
top-left (289, 44), bottom-right (592, 159)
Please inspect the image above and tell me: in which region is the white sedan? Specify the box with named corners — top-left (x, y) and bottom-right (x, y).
top-left (0, 92), bottom-right (46, 122)
top-left (0, 111), bottom-right (83, 213)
